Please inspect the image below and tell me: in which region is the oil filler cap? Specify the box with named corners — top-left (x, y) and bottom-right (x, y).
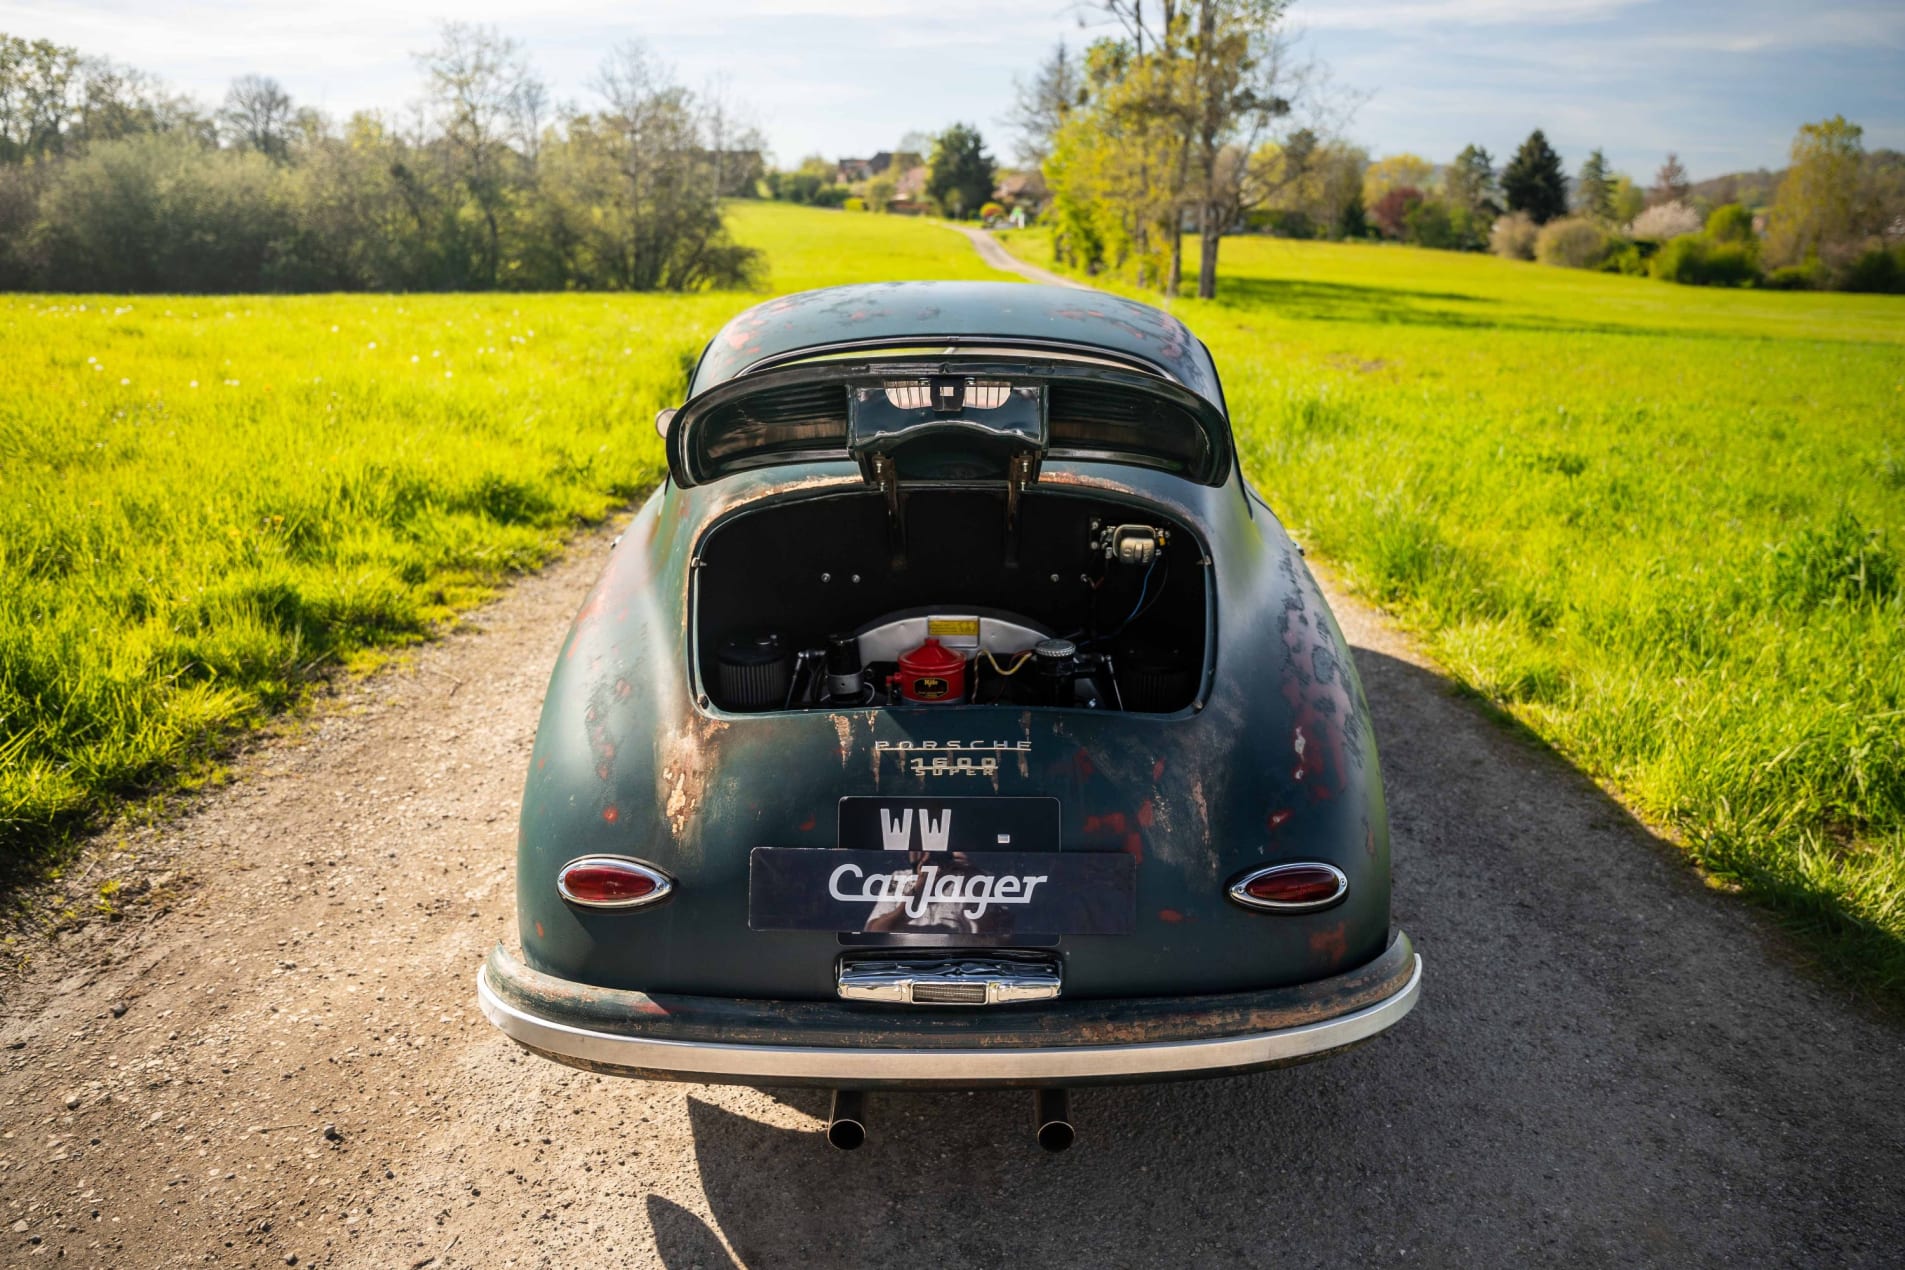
top-left (1033, 637), bottom-right (1077, 676)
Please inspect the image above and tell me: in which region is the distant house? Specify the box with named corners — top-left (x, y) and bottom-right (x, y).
top-left (888, 164), bottom-right (931, 215)
top-left (838, 151), bottom-right (925, 187)
top-left (994, 170), bottom-right (1049, 215)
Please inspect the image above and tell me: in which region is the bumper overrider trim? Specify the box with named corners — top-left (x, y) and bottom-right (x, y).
top-left (477, 932), bottom-right (1420, 1088)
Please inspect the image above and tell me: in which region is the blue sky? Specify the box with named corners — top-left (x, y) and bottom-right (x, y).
top-left (2, 0), bottom-right (1899, 179)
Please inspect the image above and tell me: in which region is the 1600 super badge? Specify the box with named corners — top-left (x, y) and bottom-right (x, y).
top-left (875, 738), bottom-right (1031, 778)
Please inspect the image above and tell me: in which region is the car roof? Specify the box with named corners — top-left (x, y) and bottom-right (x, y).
top-left (688, 281), bottom-right (1226, 413)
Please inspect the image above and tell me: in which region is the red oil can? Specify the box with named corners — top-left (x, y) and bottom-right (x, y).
top-left (895, 637), bottom-right (966, 704)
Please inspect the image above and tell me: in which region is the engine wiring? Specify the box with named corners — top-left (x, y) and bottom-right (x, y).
top-left (982, 649), bottom-right (1035, 677)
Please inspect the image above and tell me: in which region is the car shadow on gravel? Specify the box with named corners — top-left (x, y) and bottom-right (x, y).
top-left (649, 649), bottom-right (1904, 1267)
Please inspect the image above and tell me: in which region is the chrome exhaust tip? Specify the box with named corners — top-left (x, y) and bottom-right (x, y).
top-left (826, 1089), bottom-right (867, 1151)
top-left (1033, 1088), bottom-right (1074, 1153)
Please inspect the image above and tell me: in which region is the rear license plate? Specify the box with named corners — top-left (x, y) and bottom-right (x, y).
top-left (748, 847), bottom-right (1136, 936)
top-left (836, 796), bottom-right (1060, 853)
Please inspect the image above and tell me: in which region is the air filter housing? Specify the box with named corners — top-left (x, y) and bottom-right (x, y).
top-left (717, 632), bottom-right (792, 711)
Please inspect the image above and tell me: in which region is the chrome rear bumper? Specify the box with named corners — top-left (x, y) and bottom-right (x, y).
top-left (478, 932), bottom-right (1420, 1088)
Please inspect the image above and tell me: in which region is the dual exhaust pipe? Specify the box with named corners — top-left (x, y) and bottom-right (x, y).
top-left (826, 1088), bottom-right (1074, 1153)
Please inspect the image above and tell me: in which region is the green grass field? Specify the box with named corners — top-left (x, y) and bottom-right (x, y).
top-left (1004, 227), bottom-right (1905, 996)
top-left (0, 203), bottom-right (1010, 867)
top-left (4, 200), bottom-right (1903, 999)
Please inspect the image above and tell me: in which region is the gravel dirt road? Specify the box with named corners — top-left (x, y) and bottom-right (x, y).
top-left (3, 246), bottom-right (1901, 1267)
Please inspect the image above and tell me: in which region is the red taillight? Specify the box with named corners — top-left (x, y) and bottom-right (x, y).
top-left (556, 857), bottom-right (674, 910)
top-left (1227, 862), bottom-right (1348, 912)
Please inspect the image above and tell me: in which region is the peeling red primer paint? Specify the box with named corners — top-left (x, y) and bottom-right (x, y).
top-left (1073, 748), bottom-right (1095, 779)
top-left (1151, 757), bottom-right (1167, 782)
top-left (1137, 799), bottom-right (1156, 829)
top-left (1309, 924), bottom-right (1348, 962)
top-left (1123, 832), bottom-right (1144, 861)
top-left (534, 921), bottom-right (544, 939)
top-left (602, 806), bottom-right (620, 824)
top-left (1268, 808), bottom-right (1293, 831)
top-left (799, 813), bottom-right (817, 832)
top-left (1158, 908), bottom-right (1184, 923)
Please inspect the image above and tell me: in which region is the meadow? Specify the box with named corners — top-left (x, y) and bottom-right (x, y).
top-left (4, 201), bottom-right (1902, 998)
top-left (1003, 227), bottom-right (1905, 995)
top-left (0, 203), bottom-right (1009, 868)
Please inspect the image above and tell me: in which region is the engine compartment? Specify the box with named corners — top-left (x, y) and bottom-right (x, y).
top-left (695, 488), bottom-right (1207, 714)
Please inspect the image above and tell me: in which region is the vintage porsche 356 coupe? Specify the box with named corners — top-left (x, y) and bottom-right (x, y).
top-left (478, 281), bottom-right (1420, 1150)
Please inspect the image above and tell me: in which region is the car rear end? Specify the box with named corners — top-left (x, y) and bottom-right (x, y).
top-left (478, 285), bottom-right (1419, 1145)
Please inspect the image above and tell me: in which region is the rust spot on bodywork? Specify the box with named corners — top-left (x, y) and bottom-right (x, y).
top-left (1124, 832), bottom-right (1144, 861)
top-left (799, 813), bottom-right (817, 832)
top-left (1137, 799), bottom-right (1156, 829)
top-left (1309, 924), bottom-right (1348, 963)
top-left (1151, 757), bottom-right (1166, 782)
top-left (602, 806), bottom-right (620, 824)
top-left (1275, 549), bottom-right (1365, 811)
top-left (1158, 908), bottom-right (1184, 923)
top-left (1268, 808), bottom-right (1293, 831)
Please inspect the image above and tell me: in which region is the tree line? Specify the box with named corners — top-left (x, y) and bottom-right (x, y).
top-left (0, 27), bottom-right (765, 292)
top-left (1010, 4), bottom-right (1905, 295)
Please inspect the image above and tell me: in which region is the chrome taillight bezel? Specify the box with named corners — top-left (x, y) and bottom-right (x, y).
top-left (555, 855), bottom-right (676, 910)
top-left (1225, 862), bottom-right (1349, 913)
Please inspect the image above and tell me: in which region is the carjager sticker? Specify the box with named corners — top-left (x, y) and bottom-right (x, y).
top-left (913, 677), bottom-right (949, 699)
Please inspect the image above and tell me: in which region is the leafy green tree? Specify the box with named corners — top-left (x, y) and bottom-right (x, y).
top-left (1335, 191), bottom-right (1368, 239)
top-left (1575, 148), bottom-right (1612, 220)
top-left (417, 22), bottom-right (541, 288)
top-left (1444, 144), bottom-right (1497, 216)
top-left (1765, 116), bottom-right (1865, 267)
top-left (1502, 129), bottom-right (1567, 224)
top-left (1403, 196), bottom-right (1457, 249)
top-left (1705, 203), bottom-right (1755, 246)
top-left (1091, 0), bottom-right (1320, 296)
top-left (1362, 152), bottom-right (1433, 209)
top-left (1609, 173), bottom-right (1645, 224)
top-left (927, 122), bottom-right (995, 219)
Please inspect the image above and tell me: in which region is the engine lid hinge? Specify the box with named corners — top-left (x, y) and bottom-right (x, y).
top-left (1003, 450), bottom-right (1037, 568)
top-left (867, 452), bottom-right (907, 569)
